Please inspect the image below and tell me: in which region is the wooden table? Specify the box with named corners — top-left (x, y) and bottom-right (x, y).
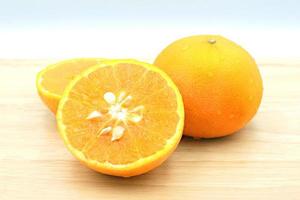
top-left (1, 59), bottom-right (300, 199)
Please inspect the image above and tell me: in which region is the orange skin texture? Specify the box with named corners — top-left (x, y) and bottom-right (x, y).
top-left (154, 35), bottom-right (263, 138)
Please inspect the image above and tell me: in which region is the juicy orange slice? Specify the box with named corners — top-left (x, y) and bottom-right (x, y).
top-left (36, 58), bottom-right (104, 113)
top-left (56, 59), bottom-right (184, 177)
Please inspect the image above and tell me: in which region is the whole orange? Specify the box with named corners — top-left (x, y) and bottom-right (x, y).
top-left (154, 35), bottom-right (263, 138)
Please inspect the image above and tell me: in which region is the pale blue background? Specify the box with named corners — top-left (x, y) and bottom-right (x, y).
top-left (1, 0), bottom-right (299, 29)
top-left (0, 0), bottom-right (299, 59)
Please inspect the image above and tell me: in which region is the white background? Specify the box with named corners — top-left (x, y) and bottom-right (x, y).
top-left (0, 0), bottom-right (299, 61)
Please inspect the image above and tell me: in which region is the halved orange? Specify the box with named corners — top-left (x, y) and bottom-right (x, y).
top-left (56, 59), bottom-right (184, 177)
top-left (36, 58), bottom-right (104, 113)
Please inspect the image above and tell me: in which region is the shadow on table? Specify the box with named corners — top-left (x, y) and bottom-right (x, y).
top-left (66, 126), bottom-right (256, 193)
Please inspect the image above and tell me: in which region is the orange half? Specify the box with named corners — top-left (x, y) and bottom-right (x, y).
top-left (36, 58), bottom-right (104, 113)
top-left (56, 59), bottom-right (184, 177)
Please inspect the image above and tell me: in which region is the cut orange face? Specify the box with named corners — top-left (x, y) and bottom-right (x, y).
top-left (36, 58), bottom-right (104, 113)
top-left (56, 59), bottom-right (184, 177)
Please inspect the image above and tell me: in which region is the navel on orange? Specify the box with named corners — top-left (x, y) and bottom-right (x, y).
top-left (56, 59), bottom-right (184, 177)
top-left (36, 58), bottom-right (104, 113)
top-left (154, 35), bottom-right (263, 138)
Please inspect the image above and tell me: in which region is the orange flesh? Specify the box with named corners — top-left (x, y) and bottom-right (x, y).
top-left (60, 63), bottom-right (180, 165)
top-left (41, 58), bottom-right (101, 95)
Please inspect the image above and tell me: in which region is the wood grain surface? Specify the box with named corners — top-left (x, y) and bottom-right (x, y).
top-left (1, 59), bottom-right (300, 199)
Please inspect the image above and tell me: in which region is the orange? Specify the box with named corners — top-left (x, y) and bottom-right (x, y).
top-left (56, 59), bottom-right (184, 177)
top-left (36, 58), bottom-right (104, 113)
top-left (154, 35), bottom-right (263, 138)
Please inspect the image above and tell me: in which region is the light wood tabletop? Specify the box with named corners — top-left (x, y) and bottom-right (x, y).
top-left (1, 59), bottom-right (300, 199)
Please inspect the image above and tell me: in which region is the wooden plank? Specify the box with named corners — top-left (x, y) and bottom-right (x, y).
top-left (0, 60), bottom-right (300, 200)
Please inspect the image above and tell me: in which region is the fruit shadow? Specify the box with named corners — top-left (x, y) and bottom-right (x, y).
top-left (180, 127), bottom-right (248, 145)
top-left (40, 110), bottom-right (60, 139)
top-left (70, 129), bottom-right (249, 191)
top-left (66, 120), bottom-right (259, 195)
top-left (72, 159), bottom-right (176, 193)
top-left (176, 122), bottom-right (260, 165)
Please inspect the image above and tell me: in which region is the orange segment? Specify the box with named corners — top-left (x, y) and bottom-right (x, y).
top-left (56, 59), bottom-right (184, 177)
top-left (36, 58), bottom-right (104, 113)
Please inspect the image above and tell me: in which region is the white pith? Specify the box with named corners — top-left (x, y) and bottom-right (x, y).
top-left (86, 91), bottom-right (144, 141)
